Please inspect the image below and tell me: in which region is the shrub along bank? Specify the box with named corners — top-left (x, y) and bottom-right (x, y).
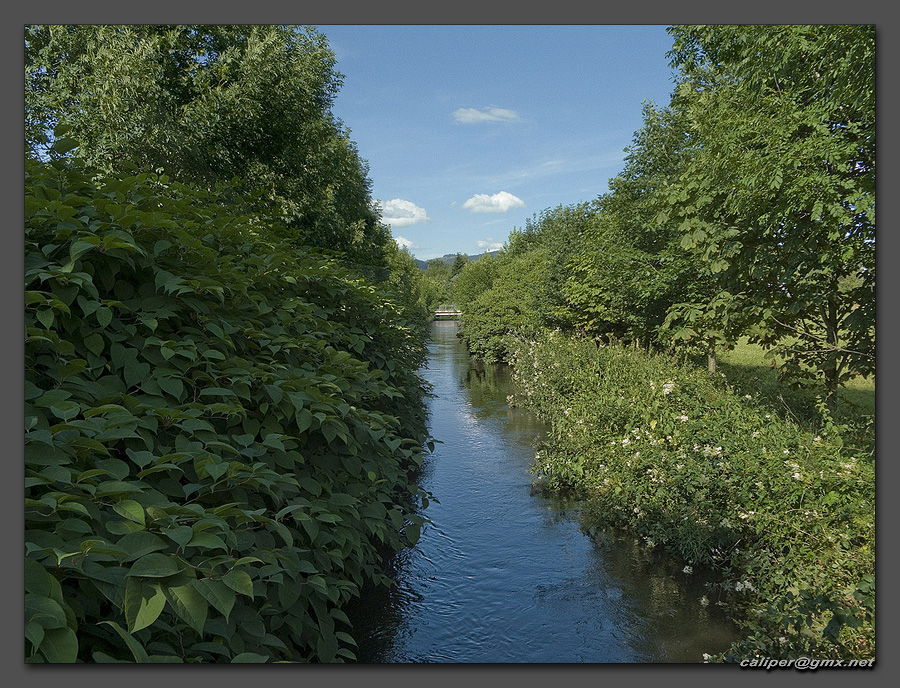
top-left (25, 156), bottom-right (432, 662)
top-left (509, 330), bottom-right (874, 661)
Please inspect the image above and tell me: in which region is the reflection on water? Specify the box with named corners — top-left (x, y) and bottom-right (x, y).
top-left (348, 321), bottom-right (742, 663)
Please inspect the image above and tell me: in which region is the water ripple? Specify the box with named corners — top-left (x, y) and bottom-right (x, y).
top-left (348, 322), bottom-right (742, 663)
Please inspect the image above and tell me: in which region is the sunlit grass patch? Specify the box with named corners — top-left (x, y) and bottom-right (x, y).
top-left (717, 338), bottom-right (874, 424)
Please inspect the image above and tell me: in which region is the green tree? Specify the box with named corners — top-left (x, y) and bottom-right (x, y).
top-left (383, 241), bottom-right (431, 336)
top-left (513, 204), bottom-right (595, 331)
top-left (419, 258), bottom-right (453, 311)
top-left (563, 103), bottom-right (711, 353)
top-left (25, 24), bottom-right (389, 278)
top-left (457, 249), bottom-right (549, 363)
top-left (664, 24), bottom-right (875, 406)
top-left (450, 253), bottom-right (468, 278)
top-left (450, 252), bottom-right (499, 310)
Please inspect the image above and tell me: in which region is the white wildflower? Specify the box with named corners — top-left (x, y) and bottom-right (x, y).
top-left (683, 565), bottom-right (693, 574)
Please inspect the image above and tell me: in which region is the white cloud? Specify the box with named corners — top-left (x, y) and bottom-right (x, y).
top-left (476, 239), bottom-right (504, 252)
top-left (453, 107), bottom-right (521, 124)
top-left (394, 236), bottom-right (417, 250)
top-left (378, 198), bottom-right (430, 227)
top-left (462, 191), bottom-right (525, 214)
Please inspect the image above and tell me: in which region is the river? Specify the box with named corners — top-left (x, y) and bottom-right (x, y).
top-left (348, 320), bottom-right (742, 663)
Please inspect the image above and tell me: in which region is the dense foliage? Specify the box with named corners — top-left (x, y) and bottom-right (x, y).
top-left (454, 246), bottom-right (548, 363)
top-left (25, 155), bottom-right (431, 663)
top-left (451, 24), bottom-right (875, 661)
top-left (25, 21), bottom-right (875, 663)
top-left (25, 25), bottom-right (390, 279)
top-left (382, 243), bottom-right (433, 339)
top-left (413, 254), bottom-right (471, 313)
top-left (662, 25), bottom-right (875, 405)
top-left (454, 24), bottom-right (874, 399)
top-left (510, 331), bottom-right (874, 660)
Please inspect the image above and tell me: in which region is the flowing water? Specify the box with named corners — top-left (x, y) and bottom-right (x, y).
top-left (349, 320), bottom-right (742, 663)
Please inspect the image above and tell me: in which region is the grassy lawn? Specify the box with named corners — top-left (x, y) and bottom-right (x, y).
top-left (715, 338), bottom-right (874, 434)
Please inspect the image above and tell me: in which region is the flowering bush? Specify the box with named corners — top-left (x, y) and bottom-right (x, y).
top-left (508, 330), bottom-right (874, 660)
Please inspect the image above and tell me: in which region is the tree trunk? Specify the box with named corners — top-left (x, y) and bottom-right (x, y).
top-left (823, 289), bottom-right (840, 412)
top-left (707, 341), bottom-right (717, 376)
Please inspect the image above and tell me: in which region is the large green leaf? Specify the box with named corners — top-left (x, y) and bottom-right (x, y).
top-left (193, 579), bottom-right (236, 621)
top-left (127, 553), bottom-right (183, 578)
top-left (115, 531), bottom-right (169, 561)
top-left (222, 570), bottom-right (254, 599)
top-left (230, 652), bottom-right (270, 663)
top-left (36, 627), bottom-right (79, 663)
top-left (113, 499), bottom-right (145, 526)
top-left (25, 594), bottom-right (67, 630)
top-left (124, 579), bottom-right (167, 633)
top-left (163, 583), bottom-right (208, 636)
top-left (99, 621), bottom-right (149, 663)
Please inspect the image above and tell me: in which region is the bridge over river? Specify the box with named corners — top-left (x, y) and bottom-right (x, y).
top-left (433, 305), bottom-right (462, 320)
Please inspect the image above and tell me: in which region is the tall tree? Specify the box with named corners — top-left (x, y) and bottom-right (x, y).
top-left (450, 253), bottom-right (468, 278)
top-left (451, 252), bottom-right (499, 310)
top-left (25, 24), bottom-right (389, 278)
top-left (419, 259), bottom-right (453, 311)
top-left (516, 203), bottom-right (596, 331)
top-left (565, 103), bottom-right (710, 352)
top-left (663, 25), bottom-right (875, 405)
top-left (457, 249), bottom-right (549, 363)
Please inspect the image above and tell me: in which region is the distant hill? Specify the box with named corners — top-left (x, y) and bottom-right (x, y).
top-left (414, 251), bottom-right (500, 270)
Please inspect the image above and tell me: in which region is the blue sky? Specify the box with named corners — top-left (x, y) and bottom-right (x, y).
top-left (316, 25), bottom-right (679, 261)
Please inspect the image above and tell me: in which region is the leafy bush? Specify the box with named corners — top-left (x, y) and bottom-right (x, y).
top-left (25, 156), bottom-right (431, 662)
top-left (508, 330), bottom-right (874, 660)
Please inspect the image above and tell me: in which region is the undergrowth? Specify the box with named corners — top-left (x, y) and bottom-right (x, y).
top-left (509, 329), bottom-right (875, 661)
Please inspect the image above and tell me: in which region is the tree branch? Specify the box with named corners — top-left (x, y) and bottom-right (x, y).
top-left (770, 316), bottom-right (874, 359)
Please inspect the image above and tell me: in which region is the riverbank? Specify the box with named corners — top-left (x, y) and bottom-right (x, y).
top-left (506, 329), bottom-right (875, 661)
top-left (345, 321), bottom-right (743, 662)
